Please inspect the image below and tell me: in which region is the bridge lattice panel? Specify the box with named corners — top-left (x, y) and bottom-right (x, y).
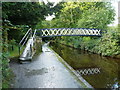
top-left (38, 28), bottom-right (101, 37)
top-left (76, 68), bottom-right (101, 75)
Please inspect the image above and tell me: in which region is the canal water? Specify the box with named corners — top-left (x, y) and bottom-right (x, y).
top-left (50, 42), bottom-right (120, 88)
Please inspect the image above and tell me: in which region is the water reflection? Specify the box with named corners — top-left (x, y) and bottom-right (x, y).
top-left (50, 42), bottom-right (120, 88)
top-left (76, 68), bottom-right (101, 75)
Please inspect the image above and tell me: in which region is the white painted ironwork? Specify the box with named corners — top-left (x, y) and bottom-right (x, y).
top-left (76, 68), bottom-right (101, 75)
top-left (39, 28), bottom-right (101, 37)
top-left (19, 29), bottom-right (37, 61)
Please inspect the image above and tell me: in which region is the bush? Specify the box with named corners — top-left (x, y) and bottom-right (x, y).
top-left (93, 27), bottom-right (120, 56)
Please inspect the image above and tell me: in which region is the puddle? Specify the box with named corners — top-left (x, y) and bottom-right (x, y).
top-left (25, 66), bottom-right (55, 77)
top-left (25, 68), bottom-right (48, 77)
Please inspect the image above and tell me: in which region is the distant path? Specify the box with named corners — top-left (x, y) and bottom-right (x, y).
top-left (10, 43), bottom-right (83, 88)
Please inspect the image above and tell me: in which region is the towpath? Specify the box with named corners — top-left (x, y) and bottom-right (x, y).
top-left (10, 43), bottom-right (86, 88)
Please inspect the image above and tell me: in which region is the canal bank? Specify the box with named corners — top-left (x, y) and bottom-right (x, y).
top-left (10, 43), bottom-right (92, 88)
top-left (48, 44), bottom-right (93, 88)
top-left (50, 42), bottom-right (120, 88)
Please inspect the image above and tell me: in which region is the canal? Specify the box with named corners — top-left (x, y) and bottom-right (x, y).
top-left (50, 42), bottom-right (120, 88)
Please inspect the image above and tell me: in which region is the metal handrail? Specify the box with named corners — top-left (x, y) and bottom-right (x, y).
top-left (19, 28), bottom-right (32, 45)
top-left (30, 29), bottom-right (37, 55)
top-left (18, 29), bottom-right (37, 56)
top-left (33, 29), bottom-right (37, 38)
top-left (21, 32), bottom-right (31, 47)
top-left (19, 28), bottom-right (32, 55)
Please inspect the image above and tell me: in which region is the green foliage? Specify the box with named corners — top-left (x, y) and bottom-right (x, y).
top-left (41, 2), bottom-right (119, 57)
top-left (56, 27), bottom-right (120, 57)
top-left (2, 26), bottom-right (12, 88)
top-left (8, 45), bottom-right (26, 58)
top-left (77, 4), bottom-right (115, 29)
top-left (46, 2), bottom-right (64, 17)
top-left (92, 27), bottom-right (120, 56)
top-left (43, 2), bottom-right (115, 29)
top-left (2, 2), bottom-right (49, 26)
top-left (2, 2), bottom-right (59, 88)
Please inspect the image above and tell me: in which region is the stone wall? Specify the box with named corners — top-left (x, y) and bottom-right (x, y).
top-left (33, 36), bottom-right (42, 56)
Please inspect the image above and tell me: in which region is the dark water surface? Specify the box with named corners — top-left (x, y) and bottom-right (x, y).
top-left (50, 42), bottom-right (120, 88)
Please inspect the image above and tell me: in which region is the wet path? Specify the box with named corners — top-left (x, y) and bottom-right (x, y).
top-left (10, 43), bottom-right (83, 88)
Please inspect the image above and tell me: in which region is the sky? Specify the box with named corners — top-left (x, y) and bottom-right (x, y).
top-left (43, 0), bottom-right (119, 26)
top-left (110, 1), bottom-right (118, 26)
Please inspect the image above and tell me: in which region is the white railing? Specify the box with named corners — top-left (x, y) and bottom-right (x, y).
top-left (19, 28), bottom-right (32, 55)
top-left (76, 68), bottom-right (101, 75)
top-left (37, 28), bottom-right (101, 37)
top-left (19, 29), bottom-right (37, 61)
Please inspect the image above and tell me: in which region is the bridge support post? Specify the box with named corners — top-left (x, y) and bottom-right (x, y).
top-left (34, 36), bottom-right (42, 55)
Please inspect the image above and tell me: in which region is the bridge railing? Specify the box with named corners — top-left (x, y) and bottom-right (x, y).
top-left (18, 28), bottom-right (37, 62)
top-left (18, 28), bottom-right (32, 55)
top-left (76, 68), bottom-right (101, 75)
top-left (30, 29), bottom-right (37, 56)
top-left (36, 28), bottom-right (101, 37)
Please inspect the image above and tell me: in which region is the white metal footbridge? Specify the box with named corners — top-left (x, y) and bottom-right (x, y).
top-left (37, 28), bottom-right (101, 37)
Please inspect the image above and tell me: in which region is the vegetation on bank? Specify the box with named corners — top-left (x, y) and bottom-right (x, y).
top-left (1, 1), bottom-right (120, 88)
top-left (37, 2), bottom-right (119, 58)
top-left (92, 26), bottom-right (120, 57)
top-left (55, 26), bottom-right (120, 58)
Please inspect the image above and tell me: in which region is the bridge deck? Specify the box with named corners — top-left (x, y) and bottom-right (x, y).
top-left (10, 43), bottom-right (92, 88)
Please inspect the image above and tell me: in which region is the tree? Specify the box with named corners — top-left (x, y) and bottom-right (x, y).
top-left (77, 2), bottom-right (115, 30)
top-left (2, 2), bottom-right (49, 26)
top-left (2, 2), bottom-right (55, 88)
top-left (42, 2), bottom-right (118, 57)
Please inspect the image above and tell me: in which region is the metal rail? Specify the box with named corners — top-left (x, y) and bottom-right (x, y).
top-left (33, 29), bottom-right (37, 38)
top-left (18, 28), bottom-right (37, 62)
top-left (30, 29), bottom-right (37, 56)
top-left (19, 28), bottom-right (32, 45)
top-left (18, 28), bottom-right (32, 55)
top-left (32, 29), bottom-right (37, 41)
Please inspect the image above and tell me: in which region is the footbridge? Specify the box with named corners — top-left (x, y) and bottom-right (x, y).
top-left (17, 28), bottom-right (102, 88)
top-left (19, 28), bottom-right (101, 61)
top-left (37, 28), bottom-right (101, 37)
